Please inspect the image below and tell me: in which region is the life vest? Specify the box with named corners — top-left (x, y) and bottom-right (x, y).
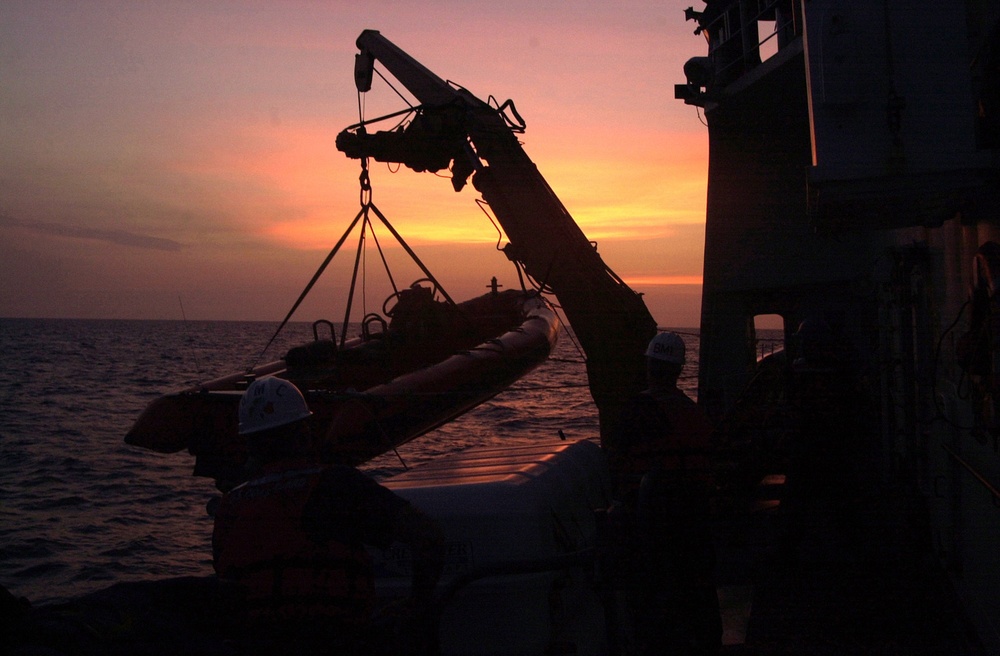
top-left (212, 463), bottom-right (375, 625)
top-left (616, 388), bottom-right (715, 491)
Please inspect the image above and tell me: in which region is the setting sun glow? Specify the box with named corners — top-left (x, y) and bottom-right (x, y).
top-left (2, 1), bottom-right (710, 327)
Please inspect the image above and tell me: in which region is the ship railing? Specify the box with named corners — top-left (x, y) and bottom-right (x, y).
top-left (696, 0), bottom-right (802, 90)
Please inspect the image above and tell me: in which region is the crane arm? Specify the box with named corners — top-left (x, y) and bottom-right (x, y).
top-left (337, 30), bottom-right (658, 443)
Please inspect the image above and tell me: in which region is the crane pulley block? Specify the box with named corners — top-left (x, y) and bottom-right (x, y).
top-left (337, 107), bottom-right (468, 174)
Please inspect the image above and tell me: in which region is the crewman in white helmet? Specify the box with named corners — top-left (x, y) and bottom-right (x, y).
top-left (606, 331), bottom-right (721, 656)
top-left (212, 376), bottom-right (444, 655)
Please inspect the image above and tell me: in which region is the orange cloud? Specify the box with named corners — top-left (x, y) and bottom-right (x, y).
top-left (155, 95), bottom-right (708, 261)
top-left (623, 275), bottom-right (703, 286)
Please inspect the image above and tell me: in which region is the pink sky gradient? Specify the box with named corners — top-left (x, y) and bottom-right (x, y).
top-left (1, 1), bottom-right (710, 327)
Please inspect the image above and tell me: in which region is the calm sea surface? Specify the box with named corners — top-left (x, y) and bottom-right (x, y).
top-left (0, 318), bottom-right (705, 606)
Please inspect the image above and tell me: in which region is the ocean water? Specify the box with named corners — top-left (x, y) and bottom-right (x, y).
top-left (0, 318), bottom-right (703, 606)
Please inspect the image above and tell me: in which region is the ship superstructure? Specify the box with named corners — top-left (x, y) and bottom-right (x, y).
top-left (679, 1), bottom-right (1000, 650)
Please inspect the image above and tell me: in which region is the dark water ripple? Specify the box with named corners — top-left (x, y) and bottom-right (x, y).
top-left (0, 318), bottom-right (713, 607)
top-left (12, 562), bottom-right (70, 579)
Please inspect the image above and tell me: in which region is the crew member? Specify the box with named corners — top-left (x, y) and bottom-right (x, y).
top-left (606, 332), bottom-right (722, 656)
top-left (782, 316), bottom-right (870, 563)
top-left (212, 376), bottom-right (444, 655)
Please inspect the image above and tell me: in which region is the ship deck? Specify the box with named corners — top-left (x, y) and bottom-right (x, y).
top-left (714, 473), bottom-right (985, 655)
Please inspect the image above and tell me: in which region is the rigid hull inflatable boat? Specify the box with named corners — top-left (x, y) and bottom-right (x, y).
top-left (126, 286), bottom-right (559, 488)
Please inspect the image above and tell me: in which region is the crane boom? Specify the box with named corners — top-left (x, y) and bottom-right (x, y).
top-left (337, 30), bottom-right (658, 443)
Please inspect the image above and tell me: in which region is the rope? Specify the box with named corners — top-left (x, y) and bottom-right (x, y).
top-left (475, 198), bottom-right (505, 251)
top-left (373, 66), bottom-right (415, 109)
top-left (367, 220), bottom-right (399, 297)
top-left (254, 142), bottom-right (467, 363)
top-left (941, 442), bottom-right (1000, 506)
top-left (252, 207), bottom-right (367, 368)
top-left (365, 201), bottom-right (457, 307)
top-left (552, 307), bottom-right (586, 362)
top-left (253, 68), bottom-right (542, 369)
top-left (341, 212), bottom-right (368, 347)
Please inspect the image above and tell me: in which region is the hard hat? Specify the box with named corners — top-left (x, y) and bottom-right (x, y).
top-left (238, 377), bottom-right (313, 435)
top-left (645, 332), bottom-right (685, 365)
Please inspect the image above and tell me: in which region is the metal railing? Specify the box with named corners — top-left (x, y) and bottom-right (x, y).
top-left (695, 0), bottom-right (801, 88)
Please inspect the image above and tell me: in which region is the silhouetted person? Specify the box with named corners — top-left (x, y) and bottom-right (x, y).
top-left (781, 316), bottom-right (869, 564)
top-left (212, 377), bottom-right (444, 655)
top-left (606, 332), bottom-right (722, 656)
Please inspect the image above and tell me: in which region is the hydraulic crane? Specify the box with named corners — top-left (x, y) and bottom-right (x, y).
top-left (336, 30), bottom-right (658, 443)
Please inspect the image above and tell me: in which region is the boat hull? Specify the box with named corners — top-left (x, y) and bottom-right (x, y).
top-left (125, 290), bottom-right (560, 487)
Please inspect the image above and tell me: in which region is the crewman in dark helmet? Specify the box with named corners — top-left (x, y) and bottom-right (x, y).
top-left (782, 316), bottom-right (870, 564)
top-left (212, 376), bottom-right (444, 655)
top-left (606, 332), bottom-right (722, 656)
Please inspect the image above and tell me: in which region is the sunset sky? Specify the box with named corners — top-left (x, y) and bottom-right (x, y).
top-left (2, 1), bottom-right (711, 327)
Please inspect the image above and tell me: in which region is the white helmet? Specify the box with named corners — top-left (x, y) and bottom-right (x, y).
top-left (238, 377), bottom-right (313, 435)
top-left (645, 332), bottom-right (685, 365)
